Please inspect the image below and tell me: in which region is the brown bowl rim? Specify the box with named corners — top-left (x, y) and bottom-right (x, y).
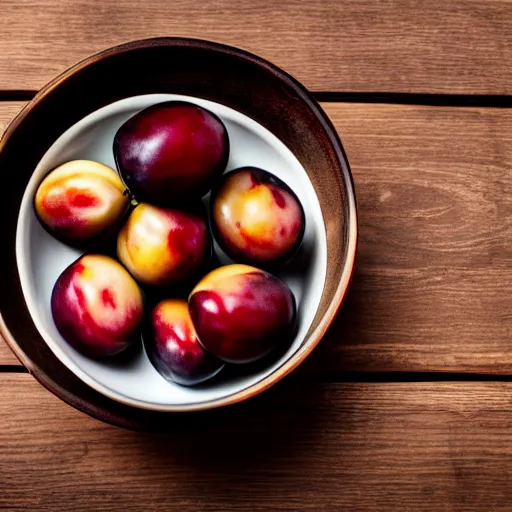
top-left (0, 36), bottom-right (358, 417)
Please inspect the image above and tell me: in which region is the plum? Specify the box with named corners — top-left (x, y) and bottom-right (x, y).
top-left (34, 160), bottom-right (130, 245)
top-left (143, 299), bottom-right (224, 386)
top-left (51, 254), bottom-right (144, 358)
top-left (210, 167), bottom-right (305, 267)
top-left (113, 101), bottom-right (229, 206)
top-left (117, 203), bottom-right (210, 287)
top-left (188, 264), bottom-right (297, 364)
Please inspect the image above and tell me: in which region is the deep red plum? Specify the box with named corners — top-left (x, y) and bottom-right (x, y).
top-left (51, 254), bottom-right (144, 358)
top-left (113, 101), bottom-right (229, 205)
top-left (188, 264), bottom-right (297, 364)
top-left (144, 299), bottom-right (224, 386)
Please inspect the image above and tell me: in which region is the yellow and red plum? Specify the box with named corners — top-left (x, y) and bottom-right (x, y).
top-left (34, 160), bottom-right (130, 244)
top-left (51, 254), bottom-right (144, 358)
top-left (113, 101), bottom-right (229, 205)
top-left (188, 264), bottom-right (297, 364)
top-left (117, 203), bottom-right (209, 287)
top-left (211, 167), bottom-right (305, 267)
top-left (144, 299), bottom-right (224, 386)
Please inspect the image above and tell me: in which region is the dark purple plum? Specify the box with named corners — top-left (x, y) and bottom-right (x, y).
top-left (113, 101), bottom-right (229, 206)
top-left (144, 299), bottom-right (224, 386)
top-left (188, 264), bottom-right (297, 364)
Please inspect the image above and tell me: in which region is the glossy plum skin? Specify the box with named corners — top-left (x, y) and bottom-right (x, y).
top-left (51, 254), bottom-right (144, 358)
top-left (113, 101), bottom-right (230, 206)
top-left (188, 264), bottom-right (297, 364)
top-left (210, 167), bottom-right (305, 268)
top-left (34, 160), bottom-right (130, 245)
top-left (144, 299), bottom-right (224, 386)
top-left (117, 203), bottom-right (209, 287)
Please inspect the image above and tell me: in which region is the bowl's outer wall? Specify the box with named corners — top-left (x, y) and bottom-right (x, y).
top-left (0, 38), bottom-right (356, 429)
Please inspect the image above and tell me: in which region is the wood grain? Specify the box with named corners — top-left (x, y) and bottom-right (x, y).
top-left (0, 0), bottom-right (511, 94)
top-left (0, 374), bottom-right (511, 511)
top-left (1, 103), bottom-right (511, 372)
top-left (309, 103), bottom-right (512, 374)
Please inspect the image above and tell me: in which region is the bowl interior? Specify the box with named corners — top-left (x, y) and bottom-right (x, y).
top-left (16, 93), bottom-right (327, 410)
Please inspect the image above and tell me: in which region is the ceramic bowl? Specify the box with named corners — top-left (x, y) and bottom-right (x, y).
top-left (0, 38), bottom-right (357, 428)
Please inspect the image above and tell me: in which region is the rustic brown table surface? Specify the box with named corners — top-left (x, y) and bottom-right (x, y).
top-left (1, 1), bottom-right (512, 510)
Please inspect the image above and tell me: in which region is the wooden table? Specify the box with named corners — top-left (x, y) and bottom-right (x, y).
top-left (1, 1), bottom-right (511, 510)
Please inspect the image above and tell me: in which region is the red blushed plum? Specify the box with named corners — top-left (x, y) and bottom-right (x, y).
top-left (211, 167), bottom-right (305, 268)
top-left (117, 203), bottom-right (209, 287)
top-left (188, 264), bottom-right (297, 364)
top-left (143, 299), bottom-right (224, 386)
top-left (34, 160), bottom-right (130, 245)
top-left (113, 101), bottom-right (229, 205)
top-left (51, 254), bottom-right (144, 358)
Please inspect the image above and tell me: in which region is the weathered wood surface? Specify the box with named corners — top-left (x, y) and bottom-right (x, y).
top-left (1, 375), bottom-right (511, 511)
top-left (0, 0), bottom-right (511, 94)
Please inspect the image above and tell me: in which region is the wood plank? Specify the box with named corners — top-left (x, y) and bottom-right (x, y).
top-left (309, 103), bottom-right (512, 374)
top-left (1, 103), bottom-right (511, 373)
top-left (0, 374), bottom-right (511, 511)
top-left (0, 0), bottom-right (511, 94)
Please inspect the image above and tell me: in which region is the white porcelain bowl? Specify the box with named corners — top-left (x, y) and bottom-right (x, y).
top-left (16, 93), bottom-right (328, 411)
